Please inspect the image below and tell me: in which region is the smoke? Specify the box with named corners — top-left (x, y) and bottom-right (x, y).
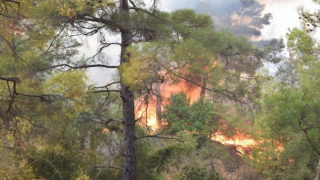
top-left (160, 0), bottom-right (272, 38)
top-left (160, 0), bottom-right (317, 39)
top-left (194, 0), bottom-right (272, 38)
top-left (256, 0), bottom-right (319, 40)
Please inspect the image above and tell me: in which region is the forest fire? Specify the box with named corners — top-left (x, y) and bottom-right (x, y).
top-left (136, 102), bottom-right (158, 131)
top-left (212, 131), bottom-right (256, 154)
top-left (135, 81), bottom-right (257, 155)
top-left (135, 80), bottom-right (201, 131)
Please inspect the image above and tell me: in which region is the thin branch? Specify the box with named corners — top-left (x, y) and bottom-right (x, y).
top-left (15, 115), bottom-right (50, 131)
top-left (94, 165), bottom-right (123, 171)
top-left (128, 0), bottom-right (136, 8)
top-left (75, 13), bottom-right (123, 30)
top-left (0, 76), bottom-right (20, 82)
top-left (170, 70), bottom-right (251, 106)
top-left (15, 92), bottom-right (62, 101)
top-left (84, 43), bottom-right (121, 64)
top-left (42, 22), bottom-right (68, 56)
top-left (92, 90), bottom-right (121, 93)
top-left (40, 63), bottom-right (119, 71)
top-left (27, 154), bottom-right (62, 180)
top-left (94, 81), bottom-right (120, 89)
top-left (0, 12), bottom-right (13, 18)
top-left (95, 153), bottom-right (123, 178)
top-left (81, 112), bottom-right (123, 125)
top-left (0, 34), bottom-right (32, 69)
top-left (219, 48), bottom-right (258, 57)
top-left (136, 135), bottom-right (184, 143)
top-left (128, 7), bottom-right (169, 24)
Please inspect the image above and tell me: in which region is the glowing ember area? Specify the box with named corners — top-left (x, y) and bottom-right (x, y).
top-left (135, 80), bottom-right (201, 131)
top-left (212, 131), bottom-right (256, 154)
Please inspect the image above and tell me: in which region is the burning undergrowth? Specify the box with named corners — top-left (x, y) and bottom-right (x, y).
top-left (135, 80), bottom-right (257, 156)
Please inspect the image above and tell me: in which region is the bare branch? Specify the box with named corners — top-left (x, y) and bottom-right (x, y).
top-left (92, 90), bottom-right (121, 93)
top-left (95, 81), bottom-right (120, 89)
top-left (81, 112), bottom-right (123, 125)
top-left (75, 13), bottom-right (123, 30)
top-left (136, 134), bottom-right (184, 143)
top-left (94, 153), bottom-right (123, 178)
top-left (15, 92), bottom-right (62, 101)
top-left (40, 63), bottom-right (119, 71)
top-left (128, 0), bottom-right (136, 8)
top-left (159, 63), bottom-right (251, 106)
top-left (42, 22), bottom-right (68, 56)
top-left (220, 48), bottom-right (258, 57)
top-left (14, 115), bottom-right (50, 131)
top-left (0, 34), bottom-right (32, 68)
top-left (94, 165), bottom-right (123, 171)
top-left (128, 7), bottom-right (166, 20)
top-left (84, 43), bottom-right (121, 64)
top-left (0, 76), bottom-right (20, 82)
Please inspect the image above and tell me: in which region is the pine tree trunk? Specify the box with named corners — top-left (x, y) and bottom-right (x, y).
top-left (120, 1), bottom-right (137, 180)
top-left (121, 83), bottom-right (136, 180)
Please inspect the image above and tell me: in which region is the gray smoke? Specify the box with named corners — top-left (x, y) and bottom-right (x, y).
top-left (195, 0), bottom-right (272, 38)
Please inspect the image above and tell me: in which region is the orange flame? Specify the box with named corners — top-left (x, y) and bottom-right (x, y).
top-left (135, 80), bottom-right (201, 131)
top-left (135, 80), bottom-right (265, 155)
top-left (135, 102), bottom-right (158, 131)
top-left (212, 131), bottom-right (256, 154)
top-left (161, 81), bottom-right (201, 103)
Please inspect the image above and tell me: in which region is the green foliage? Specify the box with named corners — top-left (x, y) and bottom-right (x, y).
top-left (163, 92), bottom-right (191, 134)
top-left (189, 99), bottom-right (215, 132)
top-left (28, 140), bottom-right (88, 180)
top-left (252, 26), bottom-right (320, 179)
top-left (171, 9), bottom-right (214, 38)
top-left (286, 28), bottom-right (315, 63)
top-left (146, 144), bottom-right (193, 174)
top-left (163, 92), bottom-right (217, 136)
top-left (180, 166), bottom-right (222, 180)
top-left (44, 70), bottom-right (88, 99)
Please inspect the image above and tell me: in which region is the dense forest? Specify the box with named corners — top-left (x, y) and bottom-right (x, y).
top-left (1, 0), bottom-right (320, 179)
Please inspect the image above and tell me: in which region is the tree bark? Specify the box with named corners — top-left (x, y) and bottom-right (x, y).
top-left (120, 1), bottom-right (137, 180)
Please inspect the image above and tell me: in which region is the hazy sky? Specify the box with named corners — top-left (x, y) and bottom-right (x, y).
top-left (255, 0), bottom-right (320, 74)
top-left (87, 0), bottom-right (320, 85)
top-left (258, 0), bottom-right (320, 40)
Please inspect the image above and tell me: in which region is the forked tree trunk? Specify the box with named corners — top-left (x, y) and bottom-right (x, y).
top-left (120, 1), bottom-right (136, 180)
